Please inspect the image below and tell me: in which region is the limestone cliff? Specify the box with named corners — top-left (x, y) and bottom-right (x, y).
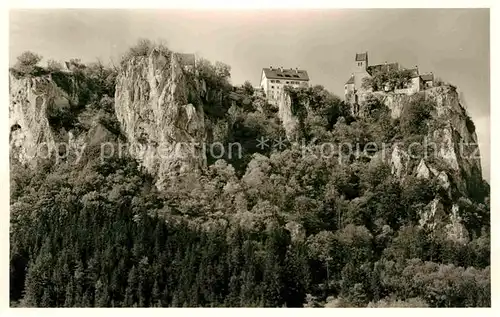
top-left (10, 69), bottom-right (120, 168)
top-left (114, 48), bottom-right (207, 190)
top-left (276, 90), bottom-right (300, 140)
top-left (9, 73), bottom-right (72, 165)
top-left (376, 86), bottom-right (482, 196)
top-left (366, 86), bottom-right (485, 243)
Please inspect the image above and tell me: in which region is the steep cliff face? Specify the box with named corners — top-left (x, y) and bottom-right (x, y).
top-left (9, 73), bottom-right (71, 165)
top-left (114, 49), bottom-right (207, 190)
top-left (368, 86), bottom-right (485, 242)
top-left (380, 87), bottom-right (482, 196)
top-left (276, 90), bottom-right (300, 140)
top-left (10, 69), bottom-right (123, 169)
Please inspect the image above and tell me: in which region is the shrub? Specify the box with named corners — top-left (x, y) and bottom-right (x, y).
top-left (361, 68), bottom-right (413, 92)
top-left (242, 81), bottom-right (254, 96)
top-left (12, 51), bottom-right (46, 77)
top-left (119, 38), bottom-right (170, 67)
top-left (400, 95), bottom-right (434, 137)
top-left (46, 59), bottom-right (63, 72)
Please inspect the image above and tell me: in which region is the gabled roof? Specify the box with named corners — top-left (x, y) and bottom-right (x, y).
top-left (366, 62), bottom-right (399, 76)
top-left (420, 73), bottom-right (434, 81)
top-left (345, 75), bottom-right (354, 85)
top-left (355, 52), bottom-right (368, 62)
top-left (176, 53), bottom-right (196, 66)
top-left (262, 67), bottom-right (309, 81)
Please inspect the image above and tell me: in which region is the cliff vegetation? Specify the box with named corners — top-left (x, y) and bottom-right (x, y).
top-left (9, 40), bottom-right (490, 308)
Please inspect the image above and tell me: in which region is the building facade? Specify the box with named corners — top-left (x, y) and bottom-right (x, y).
top-left (260, 66), bottom-right (310, 105)
top-left (344, 52), bottom-right (434, 106)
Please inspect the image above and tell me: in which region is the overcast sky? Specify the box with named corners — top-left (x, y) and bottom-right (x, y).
top-left (9, 9), bottom-right (490, 180)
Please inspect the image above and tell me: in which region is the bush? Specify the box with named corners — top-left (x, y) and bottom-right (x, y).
top-left (46, 59), bottom-right (63, 72)
top-left (120, 38), bottom-right (170, 67)
top-left (400, 95), bottom-right (434, 137)
top-left (12, 51), bottom-right (46, 77)
top-left (361, 68), bottom-right (413, 92)
top-left (242, 81), bottom-right (254, 96)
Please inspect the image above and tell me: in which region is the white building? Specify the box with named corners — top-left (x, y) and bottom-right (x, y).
top-left (260, 66), bottom-right (310, 105)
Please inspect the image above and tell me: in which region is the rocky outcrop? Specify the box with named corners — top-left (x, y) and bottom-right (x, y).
top-left (390, 144), bottom-right (410, 179)
top-left (370, 88), bottom-right (481, 181)
top-left (114, 48), bottom-right (207, 190)
top-left (10, 70), bottom-right (122, 168)
top-left (445, 204), bottom-right (469, 244)
top-left (277, 90), bottom-right (300, 140)
top-left (371, 86), bottom-right (484, 241)
top-left (416, 159), bottom-right (430, 179)
top-left (419, 198), bottom-right (469, 244)
top-left (383, 86), bottom-right (481, 196)
top-left (285, 221), bottom-right (306, 243)
top-left (9, 73), bottom-right (71, 165)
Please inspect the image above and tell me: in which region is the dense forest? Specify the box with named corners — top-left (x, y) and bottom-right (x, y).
top-left (9, 40), bottom-right (490, 307)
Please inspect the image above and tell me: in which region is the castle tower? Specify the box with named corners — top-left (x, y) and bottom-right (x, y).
top-left (354, 52), bottom-right (368, 73)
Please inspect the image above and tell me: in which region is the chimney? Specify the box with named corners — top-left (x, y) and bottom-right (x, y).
top-left (270, 66), bottom-right (273, 70)
top-left (295, 67), bottom-right (298, 73)
top-left (280, 66), bottom-right (284, 72)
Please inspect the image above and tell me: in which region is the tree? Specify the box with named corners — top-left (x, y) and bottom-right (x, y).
top-left (242, 81), bottom-right (254, 96)
top-left (120, 38), bottom-right (156, 66)
top-left (13, 51), bottom-right (43, 76)
top-left (47, 59), bottom-right (63, 72)
top-left (361, 68), bottom-right (413, 92)
top-left (400, 95), bottom-right (434, 137)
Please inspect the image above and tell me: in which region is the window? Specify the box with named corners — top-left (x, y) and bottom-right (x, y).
top-left (271, 80), bottom-right (275, 83)
top-left (276, 80), bottom-right (281, 83)
top-left (286, 81), bottom-right (289, 84)
top-left (271, 85), bottom-right (274, 89)
top-left (293, 75), bottom-right (299, 78)
top-left (277, 74), bottom-right (283, 77)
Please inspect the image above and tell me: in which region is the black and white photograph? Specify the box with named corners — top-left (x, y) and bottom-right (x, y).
top-left (5, 4), bottom-right (494, 310)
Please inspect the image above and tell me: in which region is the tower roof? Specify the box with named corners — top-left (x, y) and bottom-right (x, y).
top-left (355, 52), bottom-right (368, 62)
top-left (420, 73), bottom-right (434, 81)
